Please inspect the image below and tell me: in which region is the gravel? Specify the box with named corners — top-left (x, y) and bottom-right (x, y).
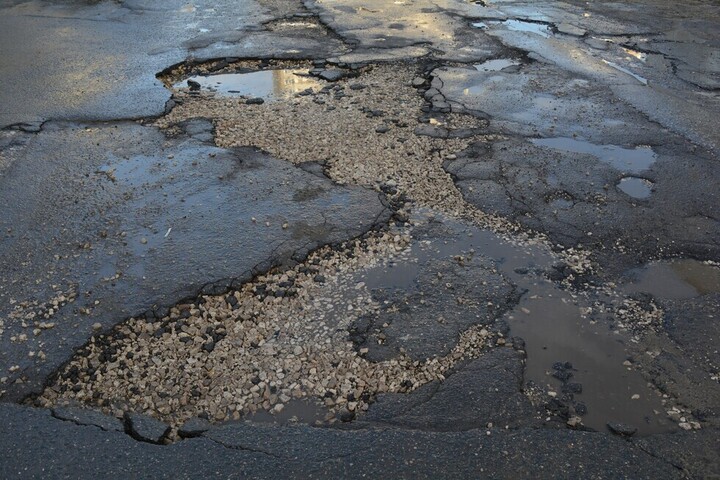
top-left (40, 230), bottom-right (494, 434)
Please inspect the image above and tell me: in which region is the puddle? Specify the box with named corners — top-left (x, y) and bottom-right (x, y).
top-left (504, 19), bottom-right (552, 38)
top-left (354, 212), bottom-right (671, 434)
top-left (530, 137), bottom-right (657, 174)
top-left (512, 294), bottom-right (671, 434)
top-left (474, 58), bottom-right (522, 72)
top-left (174, 69), bottom-right (322, 99)
top-left (617, 177), bottom-right (653, 199)
top-left (474, 19), bottom-right (552, 38)
top-left (242, 398), bottom-right (329, 425)
top-left (624, 259), bottom-right (720, 300)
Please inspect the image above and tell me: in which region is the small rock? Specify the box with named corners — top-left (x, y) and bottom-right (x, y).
top-left (412, 77), bottom-right (426, 87)
top-left (423, 88), bottom-right (440, 100)
top-left (432, 100), bottom-right (450, 111)
top-left (566, 416), bottom-right (583, 427)
top-left (318, 69), bottom-right (345, 82)
top-left (187, 79), bottom-right (201, 91)
top-left (375, 126), bottom-right (390, 134)
top-left (349, 83), bottom-right (366, 90)
top-left (338, 408), bottom-right (355, 422)
top-left (246, 97), bottom-right (265, 105)
top-left (92, 323), bottom-right (102, 331)
top-left (607, 422), bottom-right (637, 436)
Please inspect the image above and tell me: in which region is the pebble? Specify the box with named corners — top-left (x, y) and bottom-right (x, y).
top-left (566, 416), bottom-right (582, 427)
top-left (607, 422), bottom-right (637, 436)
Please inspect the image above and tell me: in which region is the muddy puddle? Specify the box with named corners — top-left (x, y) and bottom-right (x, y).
top-left (624, 259), bottom-right (720, 300)
top-left (173, 69), bottom-right (322, 99)
top-left (617, 177), bottom-right (653, 199)
top-left (531, 137), bottom-right (656, 174)
top-left (242, 398), bottom-right (329, 425)
top-left (351, 211), bottom-right (671, 434)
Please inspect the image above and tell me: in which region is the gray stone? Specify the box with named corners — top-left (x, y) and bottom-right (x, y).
top-left (318, 69), bottom-right (346, 82)
top-left (423, 88), bottom-right (440, 101)
top-left (412, 77), bottom-right (426, 87)
top-left (608, 422), bottom-right (638, 437)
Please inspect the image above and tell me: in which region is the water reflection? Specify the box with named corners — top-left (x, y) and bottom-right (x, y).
top-left (175, 69), bottom-right (322, 99)
top-left (531, 137), bottom-right (657, 174)
top-left (617, 177), bottom-right (653, 199)
top-left (625, 259), bottom-right (720, 300)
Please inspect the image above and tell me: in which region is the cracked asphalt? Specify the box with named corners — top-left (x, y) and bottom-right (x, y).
top-left (1, 0), bottom-right (719, 478)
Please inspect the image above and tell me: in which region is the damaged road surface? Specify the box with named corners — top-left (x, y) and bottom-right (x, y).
top-left (1, 0), bottom-right (719, 478)
top-left (0, 120), bottom-right (389, 401)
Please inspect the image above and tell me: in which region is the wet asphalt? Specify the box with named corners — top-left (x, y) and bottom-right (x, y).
top-left (1, 0), bottom-right (719, 478)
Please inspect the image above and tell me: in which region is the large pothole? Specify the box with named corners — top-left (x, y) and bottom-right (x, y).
top-left (34, 58), bottom-right (698, 439)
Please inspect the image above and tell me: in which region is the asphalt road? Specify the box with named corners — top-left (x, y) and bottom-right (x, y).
top-left (1, 0), bottom-right (718, 478)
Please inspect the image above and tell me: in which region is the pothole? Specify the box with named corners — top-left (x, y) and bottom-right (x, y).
top-left (624, 259), bottom-right (720, 300)
top-left (617, 176), bottom-right (653, 199)
top-left (35, 58), bottom-right (690, 439)
top-left (530, 137), bottom-right (657, 174)
top-left (174, 69), bottom-right (324, 100)
top-left (359, 211), bottom-right (673, 435)
top-left (39, 226), bottom-right (498, 435)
